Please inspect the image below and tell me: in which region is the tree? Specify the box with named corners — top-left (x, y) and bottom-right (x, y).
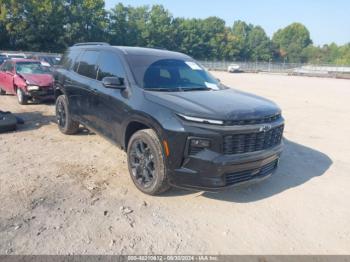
top-left (108, 3), bottom-right (130, 45)
top-left (142, 5), bottom-right (174, 49)
top-left (0, 0), bottom-right (107, 52)
top-left (0, 0), bottom-right (68, 52)
top-left (231, 20), bottom-right (252, 60)
top-left (272, 23), bottom-right (312, 63)
top-left (174, 18), bottom-right (208, 59)
top-left (63, 0), bottom-right (108, 46)
top-left (246, 26), bottom-right (272, 61)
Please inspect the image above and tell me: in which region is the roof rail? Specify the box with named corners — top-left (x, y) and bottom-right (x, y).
top-left (73, 42), bottom-right (110, 47)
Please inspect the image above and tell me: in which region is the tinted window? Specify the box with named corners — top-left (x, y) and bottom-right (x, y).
top-left (97, 52), bottom-right (125, 81)
top-left (77, 51), bottom-right (99, 79)
top-left (127, 56), bottom-right (220, 90)
top-left (60, 49), bottom-right (81, 70)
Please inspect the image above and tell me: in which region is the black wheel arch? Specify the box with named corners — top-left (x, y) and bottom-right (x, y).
top-left (122, 114), bottom-right (166, 152)
top-left (54, 86), bottom-right (65, 101)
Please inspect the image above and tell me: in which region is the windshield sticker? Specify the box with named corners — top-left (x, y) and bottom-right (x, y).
top-left (205, 82), bottom-right (219, 90)
top-left (185, 61), bottom-right (202, 70)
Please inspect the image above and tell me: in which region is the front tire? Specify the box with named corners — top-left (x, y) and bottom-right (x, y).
top-left (55, 95), bottom-right (80, 135)
top-left (16, 88), bottom-right (28, 105)
top-left (0, 88), bottom-right (5, 95)
top-left (127, 129), bottom-right (170, 195)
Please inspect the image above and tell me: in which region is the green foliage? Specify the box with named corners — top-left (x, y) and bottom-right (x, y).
top-left (0, 1), bottom-right (349, 64)
top-left (272, 23), bottom-right (312, 63)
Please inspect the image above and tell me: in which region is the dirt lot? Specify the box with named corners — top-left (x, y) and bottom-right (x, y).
top-left (0, 72), bottom-right (350, 255)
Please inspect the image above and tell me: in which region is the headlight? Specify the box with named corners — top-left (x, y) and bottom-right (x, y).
top-left (177, 113), bottom-right (223, 125)
top-left (27, 85), bottom-right (40, 91)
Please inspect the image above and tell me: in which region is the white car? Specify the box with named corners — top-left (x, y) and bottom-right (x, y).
top-left (227, 64), bottom-right (240, 73)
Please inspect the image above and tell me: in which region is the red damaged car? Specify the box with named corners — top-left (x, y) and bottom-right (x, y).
top-left (0, 59), bottom-right (54, 104)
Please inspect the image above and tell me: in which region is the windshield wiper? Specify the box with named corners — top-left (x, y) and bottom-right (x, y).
top-left (144, 86), bottom-right (211, 92)
top-left (144, 87), bottom-right (184, 92)
top-left (182, 87), bottom-right (211, 91)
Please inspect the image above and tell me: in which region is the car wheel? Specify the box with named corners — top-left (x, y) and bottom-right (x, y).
top-left (0, 112), bottom-right (17, 133)
top-left (127, 129), bottom-right (171, 195)
top-left (16, 88), bottom-right (28, 105)
top-left (55, 95), bottom-right (80, 135)
top-left (0, 88), bottom-right (5, 95)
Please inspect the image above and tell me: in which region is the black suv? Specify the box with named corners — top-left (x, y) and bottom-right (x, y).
top-left (54, 43), bottom-right (284, 195)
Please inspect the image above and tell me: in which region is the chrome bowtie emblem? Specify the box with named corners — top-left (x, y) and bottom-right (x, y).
top-left (259, 124), bottom-right (272, 132)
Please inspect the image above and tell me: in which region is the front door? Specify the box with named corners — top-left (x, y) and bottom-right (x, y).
top-left (88, 51), bottom-right (130, 143)
top-left (1, 61), bottom-right (15, 93)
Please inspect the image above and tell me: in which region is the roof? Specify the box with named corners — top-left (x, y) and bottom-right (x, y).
top-left (114, 46), bottom-right (190, 59)
top-left (70, 44), bottom-right (190, 59)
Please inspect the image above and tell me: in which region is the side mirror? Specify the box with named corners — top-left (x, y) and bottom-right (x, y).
top-left (102, 76), bottom-right (125, 89)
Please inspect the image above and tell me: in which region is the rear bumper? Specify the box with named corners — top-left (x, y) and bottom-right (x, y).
top-left (169, 143), bottom-right (283, 192)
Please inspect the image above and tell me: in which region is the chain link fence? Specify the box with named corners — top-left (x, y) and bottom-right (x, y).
top-left (199, 60), bottom-right (350, 79)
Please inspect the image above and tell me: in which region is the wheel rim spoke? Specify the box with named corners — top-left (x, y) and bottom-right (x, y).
top-left (130, 139), bottom-right (156, 188)
top-left (56, 101), bottom-right (66, 127)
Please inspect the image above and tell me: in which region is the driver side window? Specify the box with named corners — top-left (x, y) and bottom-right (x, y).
top-left (97, 52), bottom-right (125, 81)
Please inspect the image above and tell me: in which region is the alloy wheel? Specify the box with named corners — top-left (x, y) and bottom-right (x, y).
top-left (129, 139), bottom-right (156, 188)
top-left (56, 100), bottom-right (66, 128)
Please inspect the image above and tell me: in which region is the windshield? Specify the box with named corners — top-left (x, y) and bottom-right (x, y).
top-left (39, 56), bottom-right (59, 65)
top-left (127, 56), bottom-right (222, 91)
top-left (16, 62), bottom-right (50, 74)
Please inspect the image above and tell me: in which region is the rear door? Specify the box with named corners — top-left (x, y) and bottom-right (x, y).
top-left (57, 49), bottom-right (83, 117)
top-left (73, 50), bottom-right (100, 126)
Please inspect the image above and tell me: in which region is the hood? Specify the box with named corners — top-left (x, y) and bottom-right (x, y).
top-left (144, 88), bottom-right (281, 120)
top-left (20, 73), bottom-right (53, 86)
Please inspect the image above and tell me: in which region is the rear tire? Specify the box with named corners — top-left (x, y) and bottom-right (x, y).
top-left (55, 95), bottom-right (79, 135)
top-left (16, 88), bottom-right (28, 105)
top-left (0, 88), bottom-right (5, 95)
top-left (127, 129), bottom-right (171, 195)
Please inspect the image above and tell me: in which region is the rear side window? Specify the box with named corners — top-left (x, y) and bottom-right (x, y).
top-left (97, 52), bottom-right (125, 81)
top-left (77, 50), bottom-right (99, 79)
top-left (60, 49), bottom-right (80, 70)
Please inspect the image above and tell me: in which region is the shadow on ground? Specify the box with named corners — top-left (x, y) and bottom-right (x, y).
top-left (13, 111), bottom-right (56, 132)
top-left (166, 139), bottom-right (333, 202)
top-left (12, 111), bottom-right (94, 135)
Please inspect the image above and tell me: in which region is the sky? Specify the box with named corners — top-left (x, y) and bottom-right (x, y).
top-left (105, 0), bottom-right (350, 46)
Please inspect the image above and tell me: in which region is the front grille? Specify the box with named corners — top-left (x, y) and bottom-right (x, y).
top-left (223, 125), bottom-right (284, 155)
top-left (225, 114), bottom-right (281, 126)
top-left (225, 159), bottom-right (278, 186)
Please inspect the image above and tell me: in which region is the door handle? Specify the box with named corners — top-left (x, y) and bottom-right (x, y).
top-left (91, 88), bottom-right (99, 94)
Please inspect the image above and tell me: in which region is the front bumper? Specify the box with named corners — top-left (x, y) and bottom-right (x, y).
top-left (168, 142), bottom-right (283, 192)
top-left (25, 88), bottom-right (54, 99)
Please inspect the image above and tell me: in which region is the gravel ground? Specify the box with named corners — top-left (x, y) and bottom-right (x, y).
top-left (0, 72), bottom-right (349, 255)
